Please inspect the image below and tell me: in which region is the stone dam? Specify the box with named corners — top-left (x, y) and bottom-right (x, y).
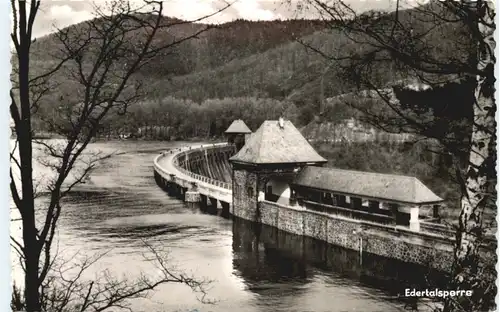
top-left (175, 144), bottom-right (234, 185)
top-left (153, 120), bottom-right (496, 274)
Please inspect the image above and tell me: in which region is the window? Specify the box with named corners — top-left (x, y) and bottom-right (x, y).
top-left (266, 185), bottom-right (272, 195)
top-left (247, 187), bottom-right (254, 197)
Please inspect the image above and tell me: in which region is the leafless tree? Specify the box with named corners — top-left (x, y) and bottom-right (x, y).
top-left (10, 0), bottom-right (230, 311)
top-left (287, 0), bottom-right (496, 311)
top-left (13, 241), bottom-right (214, 312)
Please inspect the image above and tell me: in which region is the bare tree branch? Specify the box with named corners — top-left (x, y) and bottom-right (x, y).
top-left (11, 0), bottom-right (232, 310)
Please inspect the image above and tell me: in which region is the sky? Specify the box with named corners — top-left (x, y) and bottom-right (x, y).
top-left (31, 0), bottom-right (401, 38)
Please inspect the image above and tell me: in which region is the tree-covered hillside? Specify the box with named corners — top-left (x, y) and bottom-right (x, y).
top-left (30, 17), bottom-right (326, 78)
top-left (15, 1), bottom-right (493, 250)
top-left (26, 3), bottom-right (470, 133)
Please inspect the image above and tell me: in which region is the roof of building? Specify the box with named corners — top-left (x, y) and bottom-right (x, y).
top-left (225, 120), bottom-right (252, 134)
top-left (292, 166), bottom-right (444, 205)
top-left (229, 119), bottom-right (327, 165)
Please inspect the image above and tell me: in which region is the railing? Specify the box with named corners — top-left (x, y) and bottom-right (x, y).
top-left (420, 221), bottom-right (456, 238)
top-left (169, 143), bottom-right (232, 190)
top-left (174, 164), bottom-right (231, 189)
top-left (260, 200), bottom-right (455, 244)
top-left (299, 201), bottom-right (496, 249)
top-left (422, 217), bottom-right (441, 223)
top-left (302, 200), bottom-right (395, 225)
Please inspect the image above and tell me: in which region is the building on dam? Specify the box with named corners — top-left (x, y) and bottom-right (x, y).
top-left (229, 117), bottom-right (444, 232)
top-left (225, 119), bottom-right (252, 151)
top-left (155, 117), bottom-right (495, 271)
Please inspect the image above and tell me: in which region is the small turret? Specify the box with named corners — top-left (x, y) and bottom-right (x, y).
top-left (224, 119), bottom-right (252, 151)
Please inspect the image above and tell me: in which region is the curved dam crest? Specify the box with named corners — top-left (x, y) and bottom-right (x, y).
top-left (176, 144), bottom-right (235, 184)
top-left (153, 143), bottom-right (496, 274)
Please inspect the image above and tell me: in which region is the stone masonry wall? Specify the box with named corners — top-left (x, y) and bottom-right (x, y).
top-left (233, 168), bottom-right (298, 223)
top-left (259, 198), bottom-right (279, 227)
top-left (233, 170), bottom-right (258, 221)
top-left (276, 206), bottom-right (305, 236)
top-left (226, 157), bottom-right (494, 273)
top-left (257, 201), bottom-right (458, 272)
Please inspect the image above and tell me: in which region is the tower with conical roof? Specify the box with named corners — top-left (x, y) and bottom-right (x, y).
top-left (224, 119), bottom-right (252, 151)
top-left (229, 118), bottom-right (327, 221)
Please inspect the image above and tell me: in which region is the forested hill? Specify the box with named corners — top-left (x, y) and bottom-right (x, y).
top-left (24, 6), bottom-right (474, 212)
top-left (31, 18), bottom-right (326, 78)
top-left (28, 3), bottom-right (470, 137)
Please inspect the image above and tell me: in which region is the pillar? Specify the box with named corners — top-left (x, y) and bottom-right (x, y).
top-left (221, 201), bottom-right (230, 218)
top-left (200, 194), bottom-right (208, 210)
top-left (388, 203), bottom-right (399, 225)
top-left (174, 185), bottom-right (182, 199)
top-left (336, 195), bottom-right (347, 207)
top-left (185, 182), bottom-right (200, 203)
top-left (168, 174), bottom-right (176, 196)
top-left (170, 183), bottom-right (177, 197)
top-left (323, 193), bottom-right (334, 205)
top-left (409, 206), bottom-right (420, 231)
top-left (289, 188), bottom-right (299, 207)
top-left (433, 204), bottom-right (440, 219)
top-left (258, 190), bottom-right (265, 202)
top-left (331, 194), bottom-right (337, 206)
top-left (185, 190), bottom-right (200, 203)
top-left (315, 190), bottom-right (322, 203)
top-left (368, 200), bottom-right (379, 213)
top-left (178, 187), bottom-right (187, 201)
top-left (351, 197), bottom-right (362, 209)
top-left (209, 197), bottom-right (218, 208)
top-left (209, 197), bottom-right (218, 214)
top-left (166, 182), bottom-right (175, 196)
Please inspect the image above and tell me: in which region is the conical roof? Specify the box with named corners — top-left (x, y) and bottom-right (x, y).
top-left (229, 119), bottom-right (327, 165)
top-left (225, 120), bottom-right (252, 134)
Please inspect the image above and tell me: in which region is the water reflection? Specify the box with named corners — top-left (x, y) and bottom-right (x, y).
top-left (232, 217), bottom-right (448, 310)
top-left (233, 220), bottom-right (309, 283)
top-left (12, 141), bottom-right (450, 312)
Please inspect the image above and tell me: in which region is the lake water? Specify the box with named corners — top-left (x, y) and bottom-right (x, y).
top-left (10, 140), bottom-right (442, 312)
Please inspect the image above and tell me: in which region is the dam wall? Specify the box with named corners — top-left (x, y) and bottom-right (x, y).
top-left (257, 200), bottom-right (454, 272)
top-left (174, 144), bottom-right (236, 184)
top-left (232, 218), bottom-right (449, 290)
top-left (154, 144), bottom-right (496, 274)
top-left (230, 162), bottom-right (495, 273)
top-left (154, 143), bottom-right (232, 206)
top-left (247, 200), bottom-right (495, 273)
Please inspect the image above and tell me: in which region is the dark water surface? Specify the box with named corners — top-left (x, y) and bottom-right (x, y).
top-left (13, 141), bottom-right (443, 312)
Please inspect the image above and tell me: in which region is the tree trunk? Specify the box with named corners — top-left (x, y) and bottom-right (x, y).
top-left (445, 1), bottom-right (496, 311)
top-left (24, 240), bottom-right (41, 312)
top-left (17, 25), bottom-right (42, 312)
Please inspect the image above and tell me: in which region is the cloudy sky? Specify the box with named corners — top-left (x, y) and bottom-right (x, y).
top-left (32, 0), bottom-right (402, 38)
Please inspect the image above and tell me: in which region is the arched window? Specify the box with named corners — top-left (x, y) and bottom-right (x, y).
top-left (247, 186), bottom-right (254, 197)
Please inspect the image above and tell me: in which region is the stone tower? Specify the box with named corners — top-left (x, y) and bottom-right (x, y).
top-left (224, 119), bottom-right (252, 151)
top-left (229, 118), bottom-right (327, 221)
